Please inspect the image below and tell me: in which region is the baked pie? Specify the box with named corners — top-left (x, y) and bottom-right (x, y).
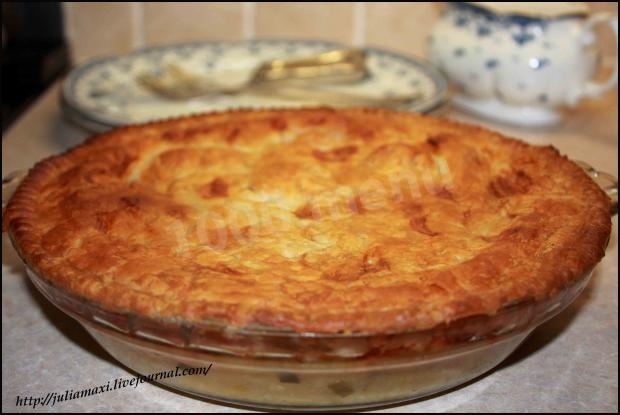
top-left (3, 108), bottom-right (612, 335)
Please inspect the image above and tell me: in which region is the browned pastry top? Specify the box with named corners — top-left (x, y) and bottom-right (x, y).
top-left (3, 108), bottom-right (612, 333)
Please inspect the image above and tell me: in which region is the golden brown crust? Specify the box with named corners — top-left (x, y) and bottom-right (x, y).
top-left (3, 108), bottom-right (612, 333)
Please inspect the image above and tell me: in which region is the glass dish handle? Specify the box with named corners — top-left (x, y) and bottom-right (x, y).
top-left (2, 170), bottom-right (28, 211)
top-left (576, 161), bottom-right (618, 215)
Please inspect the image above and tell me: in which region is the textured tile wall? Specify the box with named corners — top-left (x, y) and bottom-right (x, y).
top-left (63, 2), bottom-right (138, 60)
top-left (143, 2), bottom-right (245, 44)
top-left (63, 2), bottom-right (618, 65)
top-left (62, 2), bottom-right (439, 62)
top-left (255, 3), bottom-right (356, 44)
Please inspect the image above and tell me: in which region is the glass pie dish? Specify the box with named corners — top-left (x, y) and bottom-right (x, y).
top-left (22, 259), bottom-right (593, 410)
top-left (2, 158), bottom-right (617, 411)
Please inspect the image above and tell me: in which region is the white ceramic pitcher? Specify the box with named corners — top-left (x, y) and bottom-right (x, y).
top-left (429, 2), bottom-right (618, 126)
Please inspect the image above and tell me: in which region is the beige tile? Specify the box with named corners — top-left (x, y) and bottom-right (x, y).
top-left (144, 2), bottom-right (243, 45)
top-left (256, 3), bottom-right (355, 44)
top-left (63, 2), bottom-right (136, 63)
top-left (365, 2), bottom-right (441, 58)
top-left (589, 2), bottom-right (618, 14)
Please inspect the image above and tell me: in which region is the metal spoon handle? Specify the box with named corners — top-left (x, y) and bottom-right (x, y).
top-left (252, 49), bottom-right (369, 84)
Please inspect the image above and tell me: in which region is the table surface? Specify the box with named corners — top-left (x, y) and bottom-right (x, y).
top-left (2, 83), bottom-right (618, 413)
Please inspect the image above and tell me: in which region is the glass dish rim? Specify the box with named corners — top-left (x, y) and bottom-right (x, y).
top-left (10, 228), bottom-right (595, 353)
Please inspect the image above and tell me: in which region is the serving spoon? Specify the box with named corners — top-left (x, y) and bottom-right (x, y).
top-left (137, 48), bottom-right (421, 107)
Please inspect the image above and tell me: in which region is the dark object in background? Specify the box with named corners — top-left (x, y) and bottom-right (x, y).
top-left (2, 2), bottom-right (69, 132)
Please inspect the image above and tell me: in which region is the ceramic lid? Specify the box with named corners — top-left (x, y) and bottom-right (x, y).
top-left (468, 2), bottom-right (590, 18)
